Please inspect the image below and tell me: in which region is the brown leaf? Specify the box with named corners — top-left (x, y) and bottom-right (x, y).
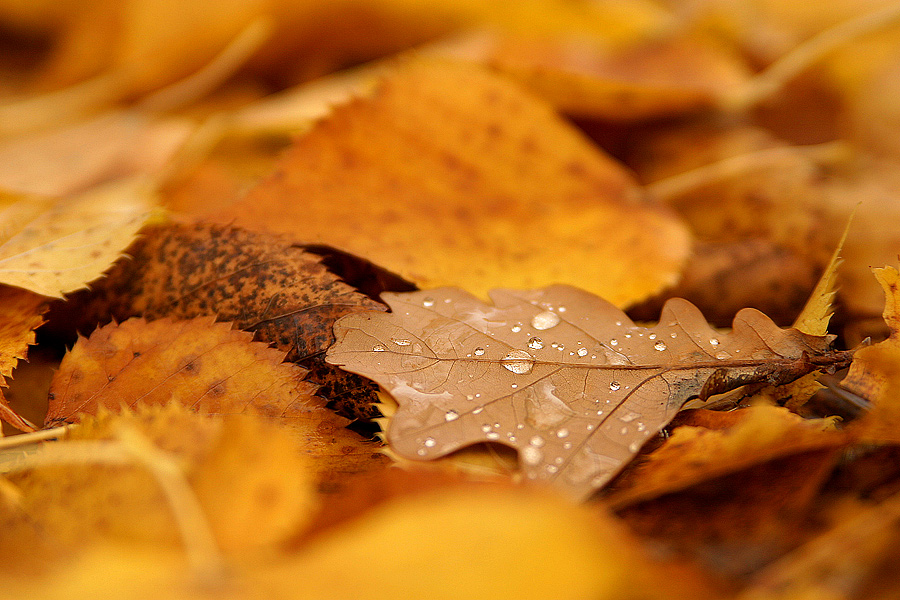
top-left (326, 285), bottom-right (850, 500)
top-left (62, 222), bottom-right (387, 420)
top-left (214, 58), bottom-right (690, 307)
top-left (43, 317), bottom-right (386, 487)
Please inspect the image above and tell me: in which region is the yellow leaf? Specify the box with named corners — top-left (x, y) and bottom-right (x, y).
top-left (217, 59), bottom-right (690, 306)
top-left (0, 179), bottom-right (155, 298)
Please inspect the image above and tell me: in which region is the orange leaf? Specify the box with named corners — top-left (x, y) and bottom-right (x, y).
top-left (214, 59), bottom-right (690, 307)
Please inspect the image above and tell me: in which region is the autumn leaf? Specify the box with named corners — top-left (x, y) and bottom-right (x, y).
top-left (63, 222), bottom-right (389, 420)
top-left (0, 285), bottom-right (46, 431)
top-left (486, 32), bottom-right (751, 121)
top-left (326, 285), bottom-right (851, 500)
top-left (215, 58), bottom-right (690, 307)
top-left (0, 180), bottom-right (155, 298)
top-left (42, 317), bottom-right (386, 487)
top-left (4, 403), bottom-right (319, 561)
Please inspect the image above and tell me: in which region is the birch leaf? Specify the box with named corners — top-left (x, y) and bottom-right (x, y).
top-left (327, 286), bottom-right (852, 500)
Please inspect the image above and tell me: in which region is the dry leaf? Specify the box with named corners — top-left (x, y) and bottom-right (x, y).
top-left (44, 317), bottom-right (319, 425)
top-left (0, 111), bottom-right (193, 197)
top-left (327, 285), bottom-right (850, 500)
top-left (5, 403), bottom-right (319, 561)
top-left (215, 58), bottom-right (690, 307)
top-left (62, 222), bottom-right (388, 420)
top-left (42, 317), bottom-right (386, 490)
top-left (0, 286), bottom-right (47, 431)
top-left (0, 180), bottom-right (155, 298)
top-left (486, 32), bottom-right (751, 121)
top-left (606, 405), bottom-right (845, 507)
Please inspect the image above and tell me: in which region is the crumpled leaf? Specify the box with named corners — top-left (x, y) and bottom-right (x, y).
top-left (0, 286), bottom-right (46, 431)
top-left (0, 180), bottom-right (155, 298)
top-left (42, 317), bottom-right (386, 488)
top-left (61, 222), bottom-right (389, 420)
top-left (215, 58), bottom-right (690, 307)
top-left (327, 285), bottom-right (851, 500)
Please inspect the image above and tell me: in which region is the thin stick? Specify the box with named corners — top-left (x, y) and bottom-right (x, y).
top-left (0, 425), bottom-right (72, 450)
top-left (722, 3), bottom-right (900, 112)
top-left (645, 141), bottom-right (848, 202)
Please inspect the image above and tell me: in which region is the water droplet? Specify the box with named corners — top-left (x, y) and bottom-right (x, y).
top-left (501, 349), bottom-right (535, 374)
top-left (511, 324), bottom-right (522, 333)
top-left (417, 449), bottom-right (427, 456)
top-left (530, 436), bottom-right (545, 447)
top-left (511, 383), bottom-right (518, 389)
top-left (528, 337), bottom-right (544, 350)
top-left (609, 339), bottom-right (618, 346)
top-left (577, 347), bottom-right (588, 357)
top-left (654, 341), bottom-right (667, 351)
top-left (481, 424), bottom-right (492, 432)
top-left (486, 432), bottom-right (500, 440)
top-left (709, 338), bottom-right (720, 346)
top-left (443, 298), bottom-right (452, 303)
top-left (392, 338), bottom-right (411, 346)
top-left (445, 410), bottom-right (459, 421)
top-left (557, 306), bottom-right (567, 313)
top-left (473, 347), bottom-right (485, 356)
top-left (649, 333), bottom-right (657, 340)
top-left (521, 446), bottom-right (543, 465)
top-left (619, 411), bottom-right (639, 423)
top-left (531, 311), bottom-right (561, 330)
top-left (556, 344), bottom-right (565, 351)
top-left (637, 422), bottom-right (646, 432)
top-left (556, 428), bottom-right (569, 438)
top-left (586, 424), bottom-right (594, 431)
top-left (423, 297), bottom-right (435, 307)
top-left (609, 381), bottom-right (621, 391)
top-left (615, 321), bottom-right (622, 326)
top-left (424, 437), bottom-right (436, 447)
top-left (715, 351), bottom-right (732, 360)
top-left (546, 465), bottom-right (558, 474)
top-left (629, 441), bottom-right (641, 453)
top-left (373, 344), bottom-right (386, 352)
top-left (563, 442), bottom-right (572, 450)
top-left (620, 427), bottom-right (628, 435)
top-left (624, 333), bottom-right (632, 339)
top-left (472, 406), bottom-right (484, 414)
top-left (670, 332), bottom-right (677, 338)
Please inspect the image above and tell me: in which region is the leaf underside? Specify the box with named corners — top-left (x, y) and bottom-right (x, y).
top-left (327, 285), bottom-right (848, 500)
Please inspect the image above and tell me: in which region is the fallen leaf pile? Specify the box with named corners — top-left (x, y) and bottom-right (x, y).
top-left (2, 1), bottom-right (900, 598)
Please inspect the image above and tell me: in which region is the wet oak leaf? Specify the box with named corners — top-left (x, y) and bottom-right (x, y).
top-left (43, 317), bottom-right (385, 485)
top-left (215, 58), bottom-right (690, 307)
top-left (327, 286), bottom-right (851, 500)
top-left (65, 222), bottom-right (386, 420)
top-left (0, 180), bottom-right (155, 298)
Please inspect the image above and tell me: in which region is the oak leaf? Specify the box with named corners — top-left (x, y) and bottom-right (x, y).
top-left (42, 317), bottom-right (386, 487)
top-left (214, 58), bottom-right (690, 307)
top-left (327, 286), bottom-right (851, 500)
top-left (62, 222), bottom-right (388, 420)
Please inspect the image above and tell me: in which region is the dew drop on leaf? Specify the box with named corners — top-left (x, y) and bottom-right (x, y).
top-left (423, 297), bottom-right (435, 307)
top-left (501, 349), bottom-right (535, 374)
top-left (528, 337), bottom-right (544, 349)
top-left (654, 341), bottom-right (667, 351)
top-left (609, 381), bottom-right (621, 391)
top-left (445, 410), bottom-right (459, 421)
top-left (473, 347), bottom-right (485, 356)
top-left (531, 311), bottom-right (560, 330)
top-left (373, 344), bottom-right (386, 352)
